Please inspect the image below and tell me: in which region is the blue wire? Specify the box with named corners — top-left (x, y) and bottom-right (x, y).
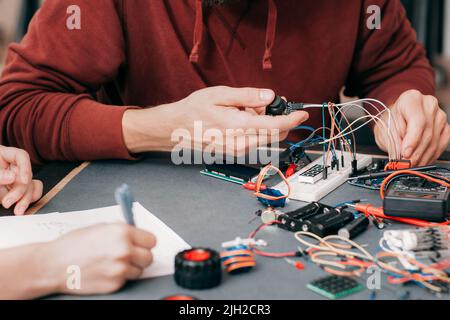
top-left (292, 125), bottom-right (316, 133)
top-left (334, 202), bottom-right (352, 208)
top-left (287, 117), bottom-right (340, 162)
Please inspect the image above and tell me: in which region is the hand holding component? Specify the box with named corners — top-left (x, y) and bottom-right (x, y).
top-left (266, 95), bottom-right (305, 116)
top-left (123, 87), bottom-right (309, 157)
top-left (374, 90), bottom-right (450, 166)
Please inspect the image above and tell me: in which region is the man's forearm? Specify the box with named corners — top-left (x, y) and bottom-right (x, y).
top-left (0, 244), bottom-right (60, 299)
top-left (122, 104), bottom-right (179, 154)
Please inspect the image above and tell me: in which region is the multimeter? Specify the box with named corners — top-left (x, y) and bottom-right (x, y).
top-left (384, 172), bottom-right (450, 222)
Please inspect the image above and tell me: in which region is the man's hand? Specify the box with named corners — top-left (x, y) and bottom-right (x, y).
top-left (122, 86), bottom-right (309, 156)
top-left (0, 146), bottom-right (43, 215)
top-left (374, 90), bottom-right (450, 167)
top-left (40, 224), bottom-right (156, 295)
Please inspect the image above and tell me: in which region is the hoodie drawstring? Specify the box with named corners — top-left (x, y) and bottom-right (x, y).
top-left (263, 0), bottom-right (277, 70)
top-left (190, 0), bottom-right (278, 71)
top-left (189, 0), bottom-right (204, 64)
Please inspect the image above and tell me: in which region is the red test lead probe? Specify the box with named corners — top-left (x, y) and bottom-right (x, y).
top-left (349, 203), bottom-right (450, 228)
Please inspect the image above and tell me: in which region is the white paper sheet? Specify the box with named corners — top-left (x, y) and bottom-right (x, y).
top-left (0, 203), bottom-right (190, 278)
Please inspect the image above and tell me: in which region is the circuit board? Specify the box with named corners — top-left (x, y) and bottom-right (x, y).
top-left (348, 167), bottom-right (450, 190)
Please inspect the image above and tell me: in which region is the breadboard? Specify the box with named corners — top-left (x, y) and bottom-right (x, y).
top-left (274, 152), bottom-right (372, 202)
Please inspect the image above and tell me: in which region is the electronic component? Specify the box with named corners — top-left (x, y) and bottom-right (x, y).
top-left (201, 164), bottom-right (261, 185)
top-left (285, 258), bottom-right (305, 270)
top-left (265, 95), bottom-right (304, 116)
top-left (381, 228), bottom-right (450, 263)
top-left (273, 152), bottom-right (372, 202)
top-left (257, 188), bottom-right (287, 208)
top-left (347, 165), bottom-right (438, 190)
top-left (384, 160), bottom-right (411, 171)
top-left (298, 164), bottom-right (324, 184)
top-left (277, 202), bottom-right (354, 237)
top-left (259, 207), bottom-right (282, 224)
top-left (383, 173), bottom-right (450, 222)
top-left (338, 215), bottom-right (370, 239)
top-left (220, 245), bottom-right (256, 274)
top-left (307, 275), bottom-right (364, 299)
top-left (301, 208), bottom-right (355, 237)
top-left (174, 248), bottom-right (222, 290)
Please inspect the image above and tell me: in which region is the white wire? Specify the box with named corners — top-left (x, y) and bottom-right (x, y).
top-left (305, 101), bottom-right (395, 158)
top-left (334, 103), bottom-right (399, 159)
top-left (302, 98), bottom-right (401, 160)
top-left (318, 114), bottom-right (394, 159)
top-left (380, 235), bottom-right (419, 270)
top-left (332, 104), bottom-right (394, 158)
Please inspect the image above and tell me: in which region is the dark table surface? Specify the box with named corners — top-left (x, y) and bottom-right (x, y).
top-left (29, 151), bottom-right (450, 300)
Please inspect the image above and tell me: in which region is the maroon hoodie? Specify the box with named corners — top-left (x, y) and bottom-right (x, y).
top-left (0, 0), bottom-right (435, 164)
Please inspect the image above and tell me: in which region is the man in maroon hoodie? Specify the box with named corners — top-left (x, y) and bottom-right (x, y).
top-left (0, 0), bottom-right (449, 167)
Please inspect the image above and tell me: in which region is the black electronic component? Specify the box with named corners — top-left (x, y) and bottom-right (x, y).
top-left (322, 166), bottom-right (328, 180)
top-left (174, 248), bottom-right (222, 290)
top-left (302, 208), bottom-right (354, 237)
top-left (331, 159), bottom-right (339, 171)
top-left (351, 159), bottom-right (358, 176)
top-left (277, 202), bottom-right (354, 237)
top-left (383, 173), bottom-right (450, 222)
top-left (338, 215), bottom-right (370, 239)
top-left (266, 95), bottom-right (304, 116)
top-left (307, 275), bottom-right (364, 299)
top-left (266, 95), bottom-right (288, 116)
top-left (299, 164), bottom-right (324, 184)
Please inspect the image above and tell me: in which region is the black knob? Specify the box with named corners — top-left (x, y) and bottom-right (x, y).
top-left (266, 95), bottom-right (288, 116)
top-left (174, 248), bottom-right (222, 290)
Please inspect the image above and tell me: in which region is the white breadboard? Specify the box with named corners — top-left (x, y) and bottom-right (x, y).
top-left (274, 152), bottom-right (372, 202)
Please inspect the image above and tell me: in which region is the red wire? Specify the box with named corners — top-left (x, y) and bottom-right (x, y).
top-left (248, 221), bottom-right (298, 258)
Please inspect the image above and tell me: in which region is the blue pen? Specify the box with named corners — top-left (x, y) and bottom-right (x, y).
top-left (115, 184), bottom-right (135, 226)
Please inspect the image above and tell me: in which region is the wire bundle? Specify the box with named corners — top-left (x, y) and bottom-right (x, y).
top-left (300, 98), bottom-right (401, 161)
top-left (294, 231), bottom-right (450, 293)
